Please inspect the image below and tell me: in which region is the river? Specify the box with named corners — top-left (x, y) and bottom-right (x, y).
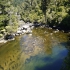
top-left (0, 27), bottom-right (70, 70)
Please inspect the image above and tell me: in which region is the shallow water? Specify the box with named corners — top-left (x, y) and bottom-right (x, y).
top-left (0, 27), bottom-right (69, 70)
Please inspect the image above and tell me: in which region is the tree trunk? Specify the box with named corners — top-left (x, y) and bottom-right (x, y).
top-left (31, 0), bottom-right (33, 6)
top-left (44, 11), bottom-right (47, 24)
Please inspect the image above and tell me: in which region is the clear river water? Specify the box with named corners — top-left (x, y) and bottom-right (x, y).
top-left (0, 27), bottom-right (70, 70)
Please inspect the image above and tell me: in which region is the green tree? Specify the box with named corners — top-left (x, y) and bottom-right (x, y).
top-left (0, 0), bottom-right (19, 34)
top-left (41, 0), bottom-right (50, 23)
top-left (0, 0), bottom-right (12, 29)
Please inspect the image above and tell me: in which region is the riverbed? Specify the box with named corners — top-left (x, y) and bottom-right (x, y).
top-left (0, 27), bottom-right (69, 70)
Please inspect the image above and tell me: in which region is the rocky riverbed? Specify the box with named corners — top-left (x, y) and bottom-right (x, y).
top-left (0, 22), bottom-right (34, 43)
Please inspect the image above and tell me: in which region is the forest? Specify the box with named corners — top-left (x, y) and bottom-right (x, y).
top-left (0, 0), bottom-right (70, 38)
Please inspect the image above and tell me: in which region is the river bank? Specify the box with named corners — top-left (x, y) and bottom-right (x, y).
top-left (0, 21), bottom-right (70, 44)
top-left (0, 22), bottom-right (34, 43)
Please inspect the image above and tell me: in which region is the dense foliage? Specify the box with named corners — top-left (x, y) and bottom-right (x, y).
top-left (19, 0), bottom-right (70, 30)
top-left (0, 0), bottom-right (70, 37)
top-left (0, 0), bottom-right (20, 37)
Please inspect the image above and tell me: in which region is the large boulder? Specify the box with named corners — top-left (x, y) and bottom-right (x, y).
top-left (4, 34), bottom-right (14, 40)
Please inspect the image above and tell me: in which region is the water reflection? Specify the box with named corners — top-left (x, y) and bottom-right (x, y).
top-left (0, 27), bottom-right (69, 70)
top-left (20, 27), bottom-right (68, 70)
top-left (61, 35), bottom-right (70, 70)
